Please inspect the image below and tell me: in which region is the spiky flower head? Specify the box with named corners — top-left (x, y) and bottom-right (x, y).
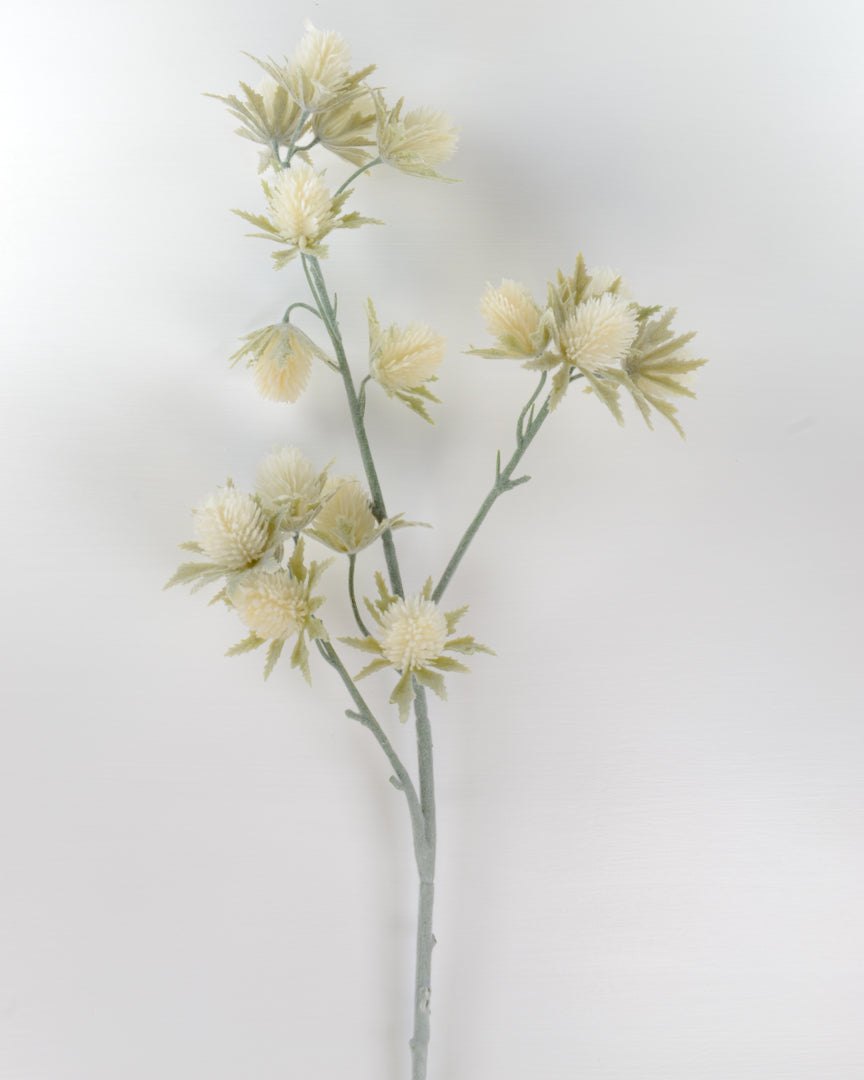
top-left (193, 484), bottom-right (271, 570)
top-left (582, 265), bottom-right (631, 300)
top-left (380, 596), bottom-right (449, 670)
top-left (620, 308), bottom-right (707, 438)
top-left (284, 21), bottom-right (353, 112)
top-left (365, 299), bottom-right (445, 423)
top-left (306, 476), bottom-right (378, 554)
top-left (558, 293), bottom-right (638, 374)
top-left (231, 567), bottom-right (310, 641)
top-left (255, 446), bottom-right (329, 529)
top-left (476, 280), bottom-right (544, 358)
top-left (267, 161), bottom-right (334, 250)
top-left (230, 322), bottom-right (333, 404)
top-left (226, 538), bottom-right (331, 681)
top-left (372, 91), bottom-right (459, 181)
top-left (342, 576), bottom-right (493, 722)
top-left (234, 160), bottom-right (381, 266)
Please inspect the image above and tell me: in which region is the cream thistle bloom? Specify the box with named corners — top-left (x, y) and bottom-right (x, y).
top-left (164, 481), bottom-right (275, 597)
top-left (233, 160), bottom-right (380, 267)
top-left (250, 22), bottom-right (375, 116)
top-left (342, 576), bottom-right (492, 722)
top-left (619, 307), bottom-right (707, 438)
top-left (255, 446), bottom-right (330, 529)
top-left (524, 257), bottom-right (639, 415)
top-left (193, 484), bottom-right (271, 570)
top-left (365, 299), bottom-right (445, 423)
top-left (227, 538), bottom-right (330, 681)
top-left (229, 322), bottom-right (333, 404)
top-left (372, 90), bottom-right (459, 181)
top-left (206, 74), bottom-right (306, 162)
top-left (306, 475), bottom-right (416, 555)
top-left (472, 279), bottom-right (544, 359)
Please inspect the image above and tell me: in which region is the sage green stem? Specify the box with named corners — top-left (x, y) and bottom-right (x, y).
top-left (316, 641), bottom-right (427, 860)
top-left (302, 253), bottom-right (404, 598)
top-left (335, 155), bottom-right (382, 196)
top-left (433, 375), bottom-right (551, 603)
top-left (347, 554), bottom-right (371, 638)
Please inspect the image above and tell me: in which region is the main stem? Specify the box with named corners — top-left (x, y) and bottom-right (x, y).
top-left (302, 253), bottom-right (436, 1079)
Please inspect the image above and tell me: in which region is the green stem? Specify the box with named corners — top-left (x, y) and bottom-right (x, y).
top-left (302, 253), bottom-right (404, 599)
top-left (335, 155), bottom-right (382, 196)
top-left (282, 301), bottom-right (322, 322)
top-left (283, 110), bottom-right (310, 166)
top-left (316, 641), bottom-right (427, 860)
top-left (433, 376), bottom-right (551, 603)
top-left (347, 554), bottom-right (371, 637)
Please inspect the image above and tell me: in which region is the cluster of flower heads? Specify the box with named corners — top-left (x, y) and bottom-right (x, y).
top-left (214, 20), bottom-right (459, 267)
top-left (230, 303), bottom-right (447, 420)
top-left (473, 256), bottom-right (706, 436)
top-left (166, 448), bottom-right (485, 704)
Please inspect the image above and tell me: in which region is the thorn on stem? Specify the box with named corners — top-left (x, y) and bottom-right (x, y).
top-left (389, 775), bottom-right (405, 791)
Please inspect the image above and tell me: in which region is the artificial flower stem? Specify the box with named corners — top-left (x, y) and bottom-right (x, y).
top-left (432, 385), bottom-right (551, 604)
top-left (347, 554), bottom-right (372, 637)
top-left (283, 109), bottom-right (310, 165)
top-left (282, 301), bottom-right (322, 322)
top-left (335, 155), bottom-right (382, 196)
top-left (303, 254), bottom-right (404, 598)
top-left (315, 641), bottom-right (427, 856)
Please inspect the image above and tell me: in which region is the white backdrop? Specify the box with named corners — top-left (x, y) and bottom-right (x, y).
top-left (2, 1), bottom-right (863, 1078)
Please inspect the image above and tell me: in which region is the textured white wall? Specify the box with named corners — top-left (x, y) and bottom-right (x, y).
top-left (1, 1), bottom-right (863, 1078)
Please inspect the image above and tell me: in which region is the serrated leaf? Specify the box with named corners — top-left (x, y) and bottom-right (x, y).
top-left (226, 633), bottom-right (266, 657)
top-left (394, 390), bottom-right (434, 424)
top-left (290, 633), bottom-right (311, 683)
top-left (444, 605), bottom-right (469, 634)
top-left (231, 208), bottom-right (280, 235)
top-left (355, 657), bottom-right (391, 680)
top-left (428, 656), bottom-right (470, 674)
top-left (340, 635), bottom-right (384, 654)
top-left (390, 669), bottom-right (416, 723)
top-left (446, 636), bottom-right (495, 655)
top-left (412, 667), bottom-right (447, 700)
top-left (163, 561), bottom-right (223, 591)
top-left (264, 638), bottom-right (285, 680)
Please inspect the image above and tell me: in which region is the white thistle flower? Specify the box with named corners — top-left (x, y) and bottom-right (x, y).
top-left (255, 446), bottom-right (329, 528)
top-left (231, 568), bottom-right (310, 640)
top-left (193, 486), bottom-right (271, 570)
top-left (559, 293), bottom-right (638, 374)
top-left (371, 320), bottom-right (446, 391)
top-left (342, 576), bottom-right (493, 722)
top-left (478, 280), bottom-right (543, 357)
top-left (266, 161), bottom-right (334, 250)
top-left (380, 596), bottom-right (449, 670)
top-left (373, 91), bottom-right (458, 180)
top-left (307, 476), bottom-right (378, 554)
top-left (285, 21), bottom-right (353, 112)
top-left (229, 323), bottom-right (333, 404)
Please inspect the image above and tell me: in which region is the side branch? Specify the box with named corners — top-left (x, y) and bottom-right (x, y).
top-left (433, 375), bottom-right (550, 603)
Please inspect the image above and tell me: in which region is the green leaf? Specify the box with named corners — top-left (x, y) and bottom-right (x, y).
top-left (290, 634), bottom-right (311, 683)
top-left (163, 561), bottom-right (223, 591)
top-left (390, 669), bottom-right (416, 723)
top-left (444, 605), bottom-right (469, 634)
top-left (230, 208), bottom-right (280, 235)
top-left (226, 633), bottom-right (266, 657)
top-left (178, 540), bottom-right (203, 554)
top-left (412, 667), bottom-right (447, 700)
top-left (446, 635), bottom-right (495, 655)
top-left (355, 656), bottom-right (391, 680)
top-left (428, 656), bottom-right (470, 674)
top-left (264, 638), bottom-right (285, 680)
top-left (340, 635), bottom-right (384, 654)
